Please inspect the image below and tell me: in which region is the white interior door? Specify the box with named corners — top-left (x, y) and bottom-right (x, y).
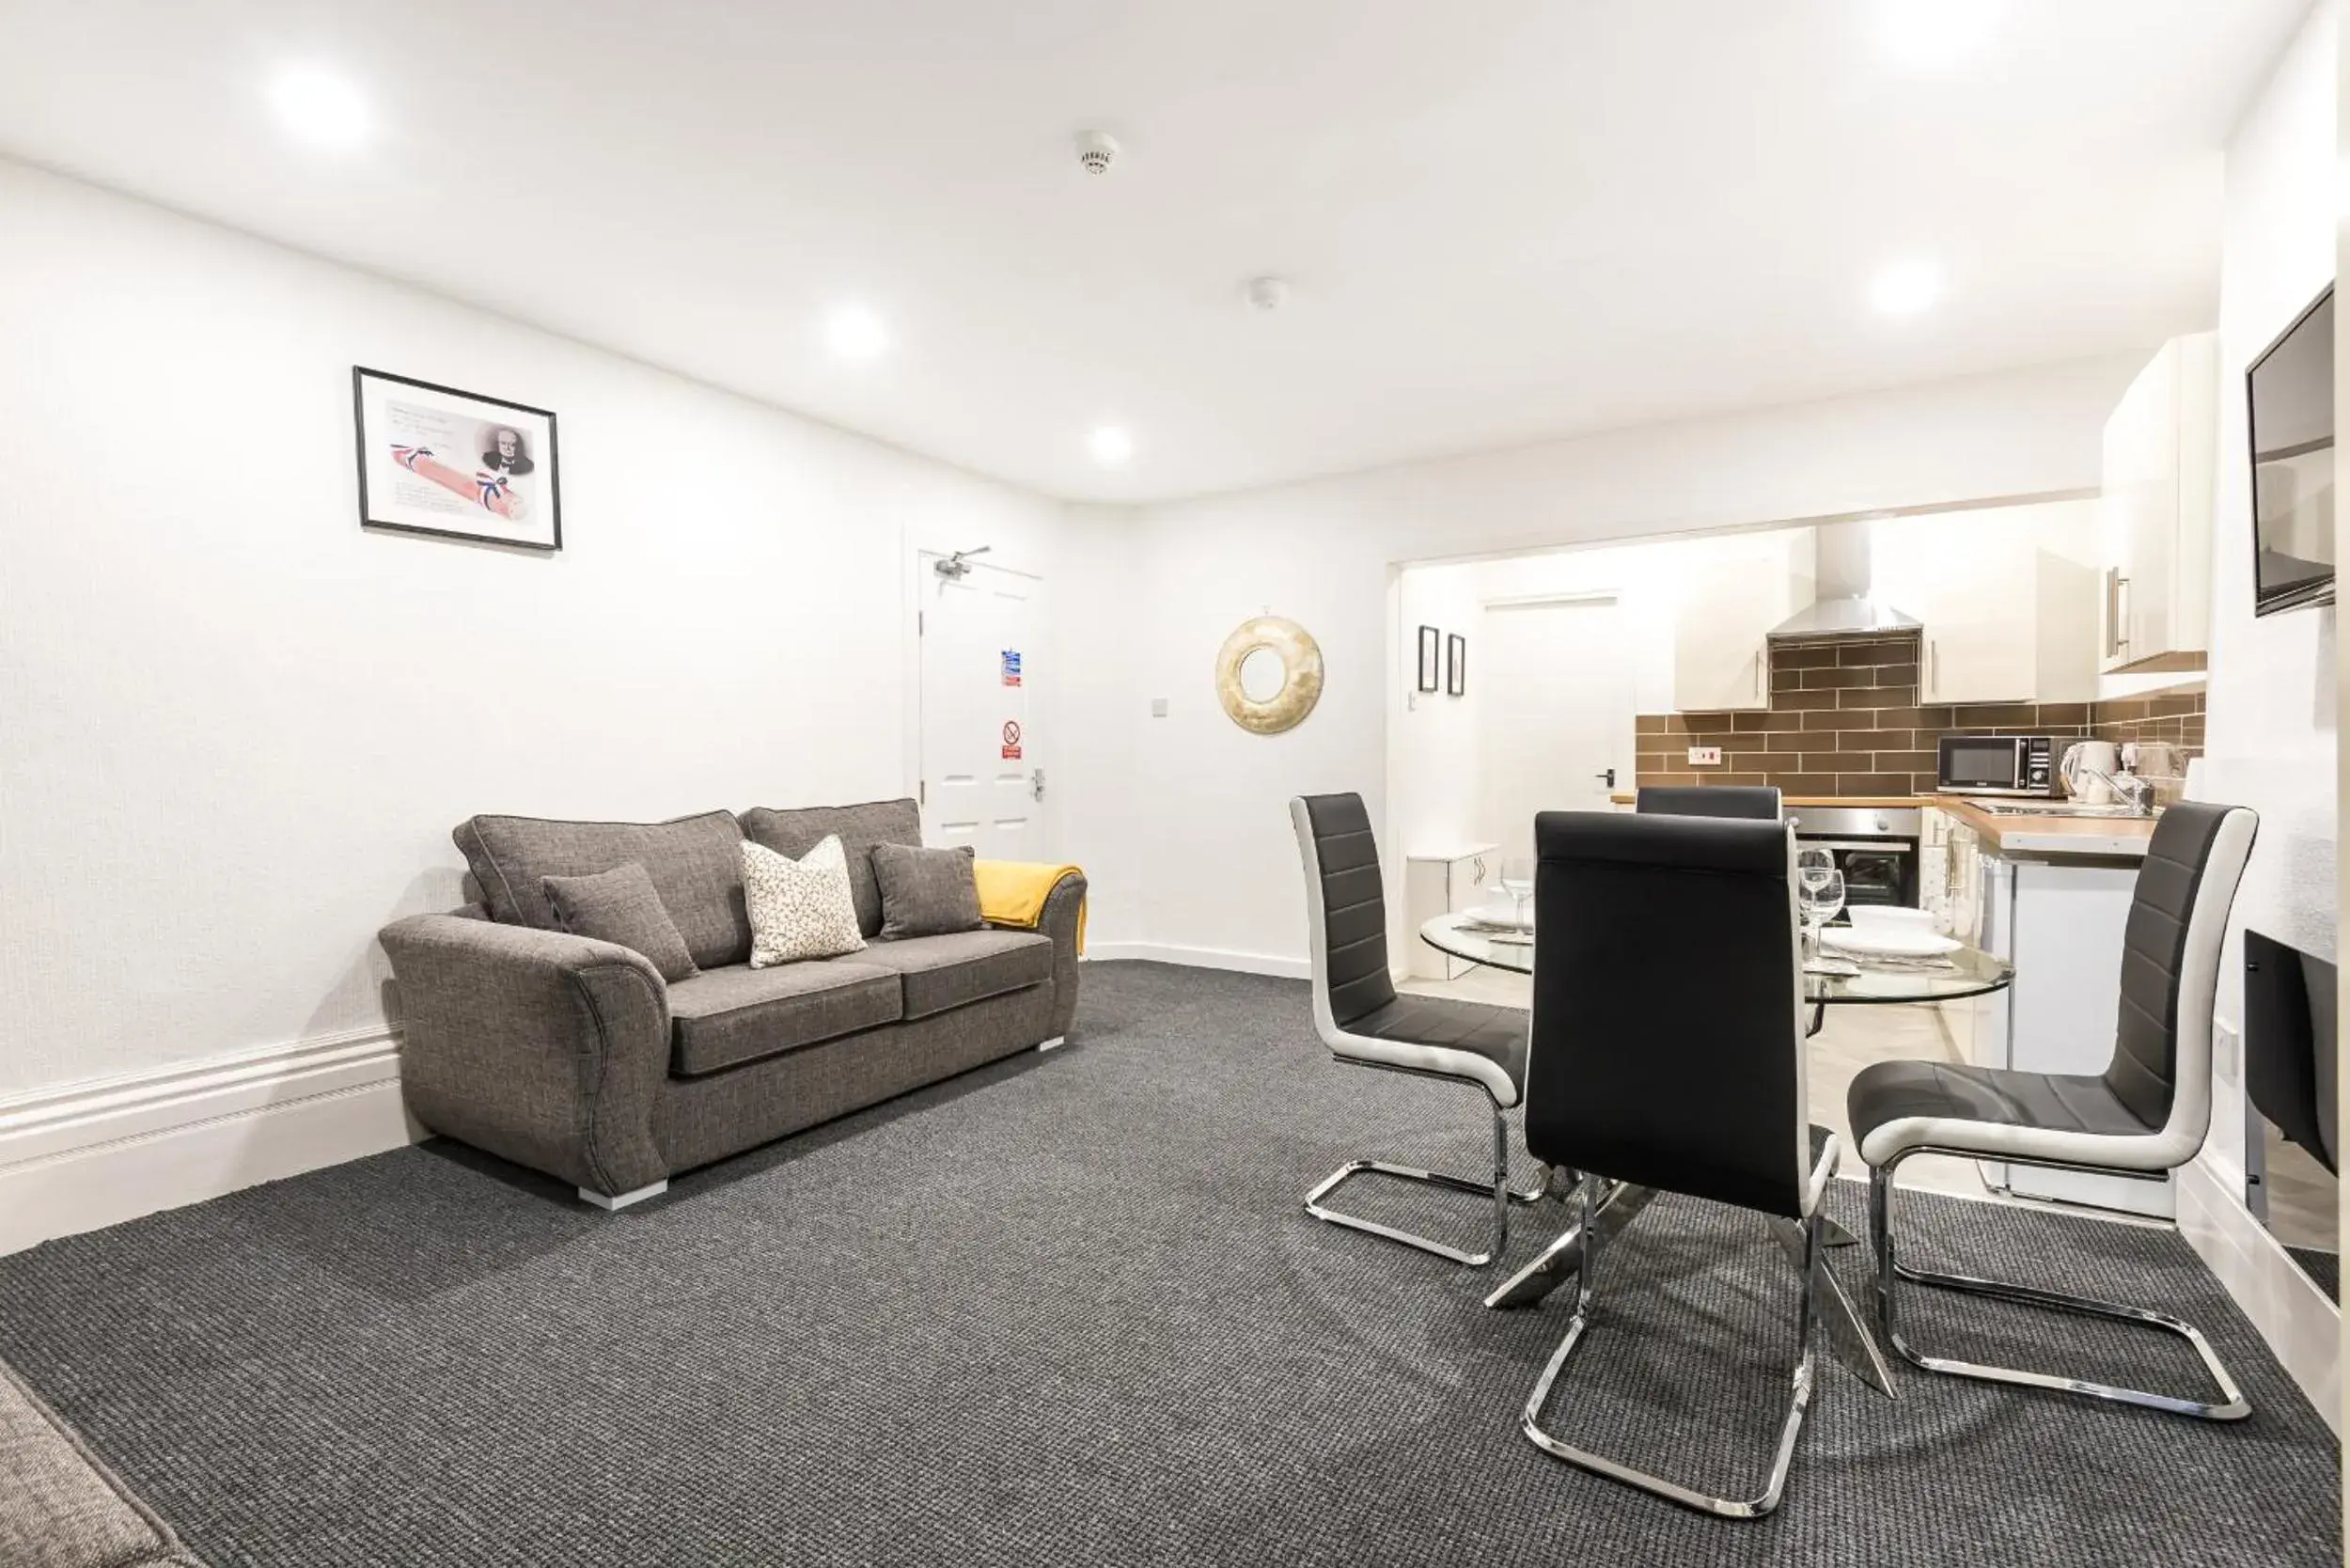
top-left (918, 556), bottom-right (1045, 859)
top-left (1477, 598), bottom-right (1636, 866)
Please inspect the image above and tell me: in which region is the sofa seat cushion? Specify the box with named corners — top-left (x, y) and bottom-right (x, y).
top-left (666, 960), bottom-right (902, 1076)
top-left (851, 929), bottom-right (1054, 1020)
top-left (739, 799), bottom-right (921, 939)
top-left (456, 810), bottom-right (751, 970)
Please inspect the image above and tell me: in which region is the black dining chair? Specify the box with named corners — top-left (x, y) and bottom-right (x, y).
top-left (1635, 784), bottom-right (1783, 820)
top-left (1287, 792), bottom-right (1546, 1266)
top-left (1847, 800), bottom-right (2259, 1420)
top-left (1517, 809), bottom-right (1836, 1519)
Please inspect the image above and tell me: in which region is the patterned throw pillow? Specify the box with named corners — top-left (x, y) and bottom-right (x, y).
top-left (743, 835), bottom-right (866, 967)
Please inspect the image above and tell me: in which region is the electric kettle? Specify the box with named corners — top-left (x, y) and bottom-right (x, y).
top-left (2060, 740), bottom-right (2121, 803)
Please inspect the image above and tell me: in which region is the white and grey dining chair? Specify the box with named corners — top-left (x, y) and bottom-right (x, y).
top-left (1847, 799), bottom-right (2258, 1420)
top-left (1288, 792), bottom-right (1544, 1267)
top-left (1634, 784), bottom-right (1783, 820)
top-left (1517, 808), bottom-right (1837, 1519)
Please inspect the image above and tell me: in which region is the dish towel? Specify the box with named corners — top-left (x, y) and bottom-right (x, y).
top-left (974, 860), bottom-right (1087, 955)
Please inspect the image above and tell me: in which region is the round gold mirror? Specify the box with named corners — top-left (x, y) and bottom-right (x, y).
top-left (1214, 616), bottom-right (1324, 734)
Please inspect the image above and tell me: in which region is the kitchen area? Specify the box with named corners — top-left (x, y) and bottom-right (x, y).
top-left (1389, 328), bottom-right (2242, 1223)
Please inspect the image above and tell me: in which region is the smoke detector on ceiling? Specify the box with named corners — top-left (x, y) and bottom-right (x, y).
top-left (1075, 130), bottom-right (1120, 174)
top-left (1246, 276), bottom-right (1289, 311)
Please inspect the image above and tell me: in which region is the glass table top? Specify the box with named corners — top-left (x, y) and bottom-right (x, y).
top-left (1418, 912), bottom-right (2014, 1005)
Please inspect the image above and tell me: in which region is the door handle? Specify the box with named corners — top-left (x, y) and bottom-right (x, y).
top-left (1595, 768), bottom-right (1616, 789)
top-left (1030, 766), bottom-right (1045, 802)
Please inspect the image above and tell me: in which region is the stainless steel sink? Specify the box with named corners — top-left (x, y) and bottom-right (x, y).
top-left (1974, 801), bottom-right (2149, 817)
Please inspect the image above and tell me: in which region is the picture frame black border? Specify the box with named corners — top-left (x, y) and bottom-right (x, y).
top-left (1446, 633), bottom-right (1466, 696)
top-left (352, 366), bottom-right (563, 553)
top-left (2244, 284), bottom-right (2335, 618)
top-left (1416, 625), bottom-right (1441, 692)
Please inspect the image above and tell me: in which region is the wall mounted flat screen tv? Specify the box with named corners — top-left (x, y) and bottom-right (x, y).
top-left (2247, 285), bottom-right (2334, 617)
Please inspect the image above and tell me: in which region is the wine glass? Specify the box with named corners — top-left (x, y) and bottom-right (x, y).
top-left (1799, 870), bottom-right (1846, 963)
top-left (1499, 857), bottom-right (1534, 929)
top-left (1796, 846), bottom-right (1836, 892)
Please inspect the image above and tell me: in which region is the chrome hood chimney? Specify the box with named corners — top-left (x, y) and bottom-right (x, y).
top-left (1766, 521), bottom-right (1919, 640)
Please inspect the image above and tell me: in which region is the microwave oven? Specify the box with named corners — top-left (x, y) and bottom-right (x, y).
top-left (1935, 733), bottom-right (2059, 796)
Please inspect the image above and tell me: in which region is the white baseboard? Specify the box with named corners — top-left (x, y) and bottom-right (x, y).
top-left (1083, 942), bottom-right (1310, 980)
top-left (2175, 1151), bottom-right (2340, 1435)
top-left (0, 1028), bottom-right (418, 1257)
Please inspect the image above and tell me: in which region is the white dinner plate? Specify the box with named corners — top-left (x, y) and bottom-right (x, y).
top-left (1821, 926), bottom-right (1961, 959)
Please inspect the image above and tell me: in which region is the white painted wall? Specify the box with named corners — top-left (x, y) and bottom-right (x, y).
top-left (1387, 563), bottom-right (1486, 867)
top-left (2198, 1), bottom-right (2339, 1179)
top-left (1080, 351), bottom-right (2144, 971)
top-left (0, 157), bottom-right (1069, 1101)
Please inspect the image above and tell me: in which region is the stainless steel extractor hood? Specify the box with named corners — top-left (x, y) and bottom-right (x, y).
top-left (1766, 521), bottom-right (1920, 640)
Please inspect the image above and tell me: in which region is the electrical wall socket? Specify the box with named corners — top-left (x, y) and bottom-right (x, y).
top-left (1150, 697), bottom-right (1169, 717)
top-left (1686, 745), bottom-right (1722, 766)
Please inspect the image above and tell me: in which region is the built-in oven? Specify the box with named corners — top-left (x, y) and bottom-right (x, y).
top-left (1784, 806), bottom-right (1920, 913)
top-left (1935, 733), bottom-right (2060, 797)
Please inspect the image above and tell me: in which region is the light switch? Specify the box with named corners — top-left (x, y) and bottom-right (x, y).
top-left (1151, 697), bottom-right (1169, 717)
top-left (1687, 745), bottom-right (1722, 766)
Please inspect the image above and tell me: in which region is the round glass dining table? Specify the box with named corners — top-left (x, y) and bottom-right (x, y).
top-left (1418, 911), bottom-right (2014, 1019)
top-left (1428, 907), bottom-right (2015, 1401)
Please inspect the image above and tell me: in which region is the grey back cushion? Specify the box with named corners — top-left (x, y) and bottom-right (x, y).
top-left (541, 862), bottom-right (700, 983)
top-left (871, 841), bottom-right (984, 939)
top-left (454, 810), bottom-right (751, 969)
top-left (740, 798), bottom-right (920, 938)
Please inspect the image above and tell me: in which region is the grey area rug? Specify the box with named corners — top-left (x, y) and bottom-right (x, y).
top-left (0, 963), bottom-right (2335, 1567)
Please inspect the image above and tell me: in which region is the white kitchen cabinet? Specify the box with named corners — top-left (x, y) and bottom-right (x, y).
top-left (2099, 333), bottom-right (2218, 676)
top-left (1403, 844), bottom-right (1497, 980)
top-left (1671, 529), bottom-right (1814, 712)
top-left (1872, 501), bottom-right (2099, 706)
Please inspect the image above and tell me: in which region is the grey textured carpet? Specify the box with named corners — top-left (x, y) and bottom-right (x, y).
top-left (0, 963), bottom-right (2335, 1567)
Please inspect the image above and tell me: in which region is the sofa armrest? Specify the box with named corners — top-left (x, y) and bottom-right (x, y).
top-left (379, 914), bottom-right (670, 1197)
top-left (988, 870), bottom-right (1086, 1040)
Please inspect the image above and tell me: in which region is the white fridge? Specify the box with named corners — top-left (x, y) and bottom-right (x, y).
top-left (1948, 825), bottom-right (2170, 1218)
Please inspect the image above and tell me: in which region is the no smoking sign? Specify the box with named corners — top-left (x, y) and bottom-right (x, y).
top-left (1001, 720), bottom-right (1023, 760)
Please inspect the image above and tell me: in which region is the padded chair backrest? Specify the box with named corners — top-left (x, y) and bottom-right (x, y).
top-left (1525, 810), bottom-right (1808, 1218)
top-left (1635, 785), bottom-right (1783, 821)
top-left (1289, 793), bottom-right (1398, 1037)
top-left (2100, 802), bottom-right (2259, 1145)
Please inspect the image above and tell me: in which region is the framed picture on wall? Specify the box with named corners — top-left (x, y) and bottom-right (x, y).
top-left (352, 367), bottom-right (562, 550)
top-left (1417, 626), bottom-right (1441, 692)
top-left (1447, 634), bottom-right (1466, 696)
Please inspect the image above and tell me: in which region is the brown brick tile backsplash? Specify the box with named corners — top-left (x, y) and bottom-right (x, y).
top-left (1633, 632), bottom-right (2205, 800)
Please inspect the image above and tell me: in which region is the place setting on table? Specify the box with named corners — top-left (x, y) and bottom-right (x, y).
top-left (1418, 839), bottom-right (2013, 1028)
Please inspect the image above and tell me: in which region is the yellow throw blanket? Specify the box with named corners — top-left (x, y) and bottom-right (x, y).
top-left (974, 860), bottom-right (1087, 955)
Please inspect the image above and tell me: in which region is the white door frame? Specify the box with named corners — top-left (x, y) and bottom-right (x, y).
top-left (904, 546), bottom-right (1047, 840)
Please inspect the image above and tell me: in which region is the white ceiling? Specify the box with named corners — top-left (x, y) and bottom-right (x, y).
top-left (0, 1), bottom-right (2308, 502)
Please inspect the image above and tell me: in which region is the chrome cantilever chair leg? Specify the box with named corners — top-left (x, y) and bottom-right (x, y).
top-left (1868, 1152), bottom-right (2249, 1421)
top-left (1303, 1065), bottom-right (1546, 1268)
top-left (1521, 1173), bottom-right (1824, 1519)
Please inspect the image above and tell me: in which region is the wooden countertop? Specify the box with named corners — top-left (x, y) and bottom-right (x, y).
top-left (1930, 796), bottom-right (2156, 860)
top-left (1605, 790), bottom-right (2157, 859)
top-left (1617, 799), bottom-right (1927, 808)
top-left (1608, 792), bottom-right (1922, 808)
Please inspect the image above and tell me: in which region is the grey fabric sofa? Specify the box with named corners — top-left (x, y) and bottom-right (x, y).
top-left (380, 798), bottom-right (1085, 1207)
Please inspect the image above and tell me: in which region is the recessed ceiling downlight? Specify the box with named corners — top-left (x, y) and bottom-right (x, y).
top-left (825, 305), bottom-right (889, 361)
top-left (1869, 259), bottom-right (1943, 317)
top-left (1089, 426), bottom-right (1134, 465)
top-left (268, 65), bottom-right (369, 149)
